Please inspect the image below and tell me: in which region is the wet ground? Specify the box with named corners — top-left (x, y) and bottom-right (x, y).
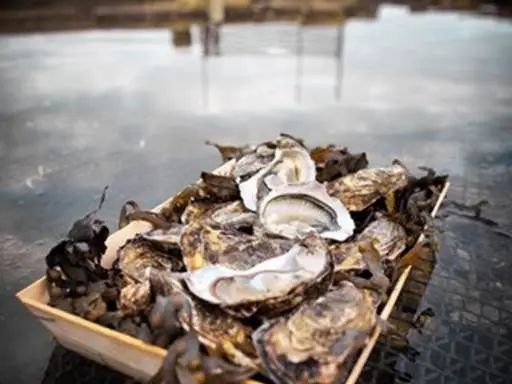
top-left (1, 5), bottom-right (512, 384)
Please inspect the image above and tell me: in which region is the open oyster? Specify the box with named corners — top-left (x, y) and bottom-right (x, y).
top-left (259, 181), bottom-right (355, 242)
top-left (237, 135), bottom-right (316, 212)
top-left (232, 142), bottom-right (276, 181)
top-left (182, 234), bottom-right (333, 318)
top-left (253, 281), bottom-right (379, 384)
top-left (148, 269), bottom-right (259, 371)
top-left (180, 201), bottom-right (294, 271)
top-left (326, 162), bottom-right (409, 211)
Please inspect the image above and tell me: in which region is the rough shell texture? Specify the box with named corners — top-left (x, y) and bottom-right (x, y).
top-left (253, 282), bottom-right (378, 384)
top-left (328, 242), bottom-right (367, 276)
top-left (148, 269), bottom-right (258, 368)
top-left (356, 216), bottom-right (407, 262)
top-left (117, 236), bottom-right (184, 282)
top-left (233, 151), bottom-right (275, 181)
top-left (183, 234), bottom-right (334, 318)
top-left (326, 164), bottom-right (408, 211)
top-left (118, 280), bottom-right (151, 315)
top-left (259, 181), bottom-right (355, 242)
top-left (238, 139), bottom-right (314, 212)
top-left (179, 202), bottom-right (294, 271)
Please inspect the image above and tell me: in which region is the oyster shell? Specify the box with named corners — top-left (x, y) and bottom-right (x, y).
top-left (180, 201), bottom-right (294, 271)
top-left (326, 162), bottom-right (409, 211)
top-left (118, 279), bottom-right (151, 315)
top-left (233, 143), bottom-right (276, 181)
top-left (117, 227), bottom-right (184, 282)
top-left (148, 269), bottom-right (259, 370)
top-left (239, 146), bottom-right (317, 212)
top-left (182, 234), bottom-right (333, 318)
top-left (259, 181), bottom-right (355, 242)
top-left (253, 281), bottom-right (379, 384)
top-left (357, 215), bottom-right (407, 262)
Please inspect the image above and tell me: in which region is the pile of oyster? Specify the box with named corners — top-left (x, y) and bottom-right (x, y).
top-left (45, 134), bottom-right (448, 384)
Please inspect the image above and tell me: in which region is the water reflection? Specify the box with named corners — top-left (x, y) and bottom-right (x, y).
top-left (1, 4), bottom-right (512, 383)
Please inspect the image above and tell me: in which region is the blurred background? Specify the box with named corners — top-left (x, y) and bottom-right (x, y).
top-left (1, 1), bottom-right (512, 384)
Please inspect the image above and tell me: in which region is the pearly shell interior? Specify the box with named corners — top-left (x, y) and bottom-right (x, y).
top-left (183, 237), bottom-right (328, 305)
top-left (259, 181), bottom-right (356, 242)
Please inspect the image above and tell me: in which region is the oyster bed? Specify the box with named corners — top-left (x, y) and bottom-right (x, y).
top-left (44, 134), bottom-right (448, 384)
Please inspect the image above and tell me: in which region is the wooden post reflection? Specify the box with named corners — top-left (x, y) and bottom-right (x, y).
top-left (295, 23), bottom-right (304, 104)
top-left (335, 22), bottom-right (344, 101)
top-left (202, 50), bottom-right (210, 111)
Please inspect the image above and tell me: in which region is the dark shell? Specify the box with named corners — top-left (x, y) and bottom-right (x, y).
top-left (118, 280), bottom-right (151, 315)
top-left (356, 216), bottom-right (407, 262)
top-left (180, 219), bottom-right (294, 272)
top-left (253, 282), bottom-right (378, 384)
top-left (326, 164), bottom-right (409, 211)
top-left (148, 269), bottom-right (258, 368)
top-left (117, 236), bottom-right (184, 282)
top-left (180, 201), bottom-right (293, 272)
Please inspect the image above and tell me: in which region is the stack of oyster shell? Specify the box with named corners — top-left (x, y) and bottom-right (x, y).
top-left (45, 134), bottom-right (448, 384)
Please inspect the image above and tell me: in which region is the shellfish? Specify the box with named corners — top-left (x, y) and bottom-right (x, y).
top-left (116, 227), bottom-right (185, 283)
top-left (181, 233), bottom-right (333, 318)
top-left (356, 214), bottom-right (407, 263)
top-left (253, 281), bottom-right (379, 384)
top-left (326, 161), bottom-right (409, 211)
top-left (258, 181), bottom-right (355, 242)
top-left (148, 269), bottom-right (259, 372)
top-left (238, 146), bottom-right (316, 212)
top-left (179, 201), bottom-right (294, 271)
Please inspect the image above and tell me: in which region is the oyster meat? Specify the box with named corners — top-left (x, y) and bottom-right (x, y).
top-left (181, 234), bottom-right (333, 318)
top-left (253, 281), bottom-right (379, 384)
top-left (259, 181), bottom-right (355, 242)
top-left (326, 162), bottom-right (409, 211)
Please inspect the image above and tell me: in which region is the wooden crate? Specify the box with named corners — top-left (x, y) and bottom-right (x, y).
top-left (16, 159), bottom-right (450, 384)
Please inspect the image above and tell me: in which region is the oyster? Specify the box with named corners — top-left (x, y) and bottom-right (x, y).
top-left (182, 234), bottom-right (333, 318)
top-left (157, 172), bottom-right (241, 224)
top-left (253, 281), bottom-right (379, 384)
top-left (356, 215), bottom-right (407, 262)
top-left (239, 146), bottom-right (316, 212)
top-left (118, 279), bottom-right (151, 315)
top-left (328, 240), bottom-right (390, 295)
top-left (259, 181), bottom-right (355, 242)
top-left (326, 162), bottom-right (409, 211)
top-left (116, 226), bottom-right (185, 282)
top-left (328, 217), bottom-right (405, 290)
top-left (148, 270), bottom-right (259, 371)
top-left (180, 201), bottom-right (294, 271)
top-left (233, 142), bottom-right (276, 181)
